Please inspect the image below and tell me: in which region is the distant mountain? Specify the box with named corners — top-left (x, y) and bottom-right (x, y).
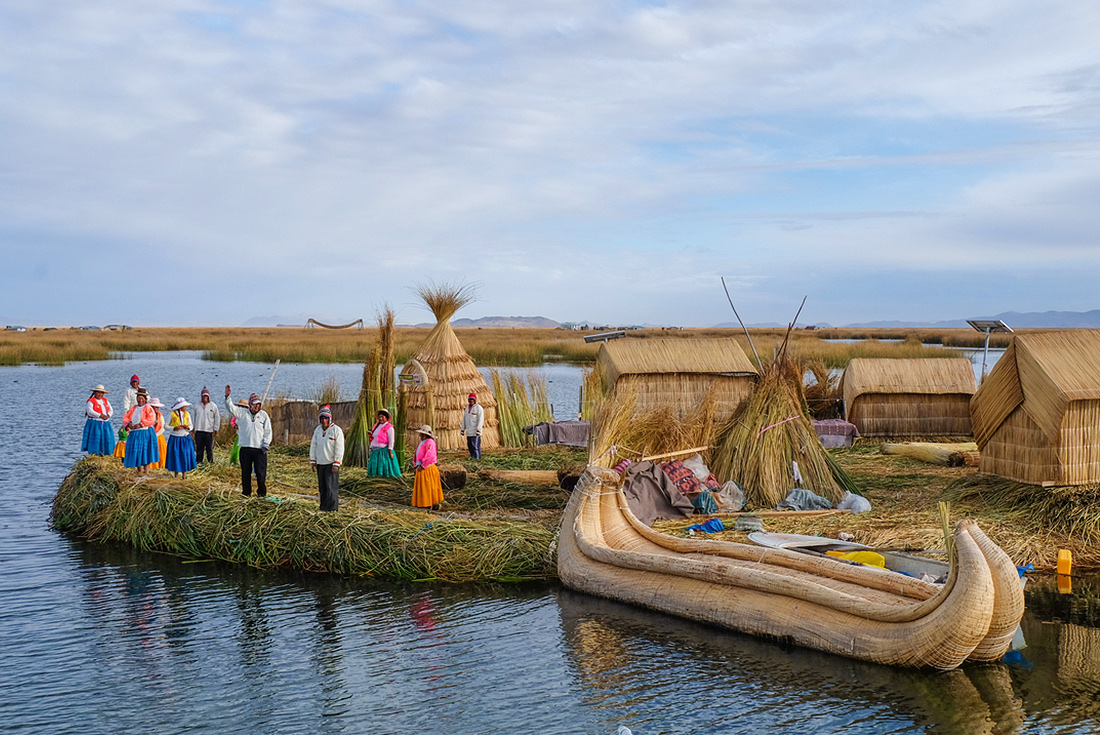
top-left (844, 310), bottom-right (1100, 329)
top-left (451, 315), bottom-right (561, 328)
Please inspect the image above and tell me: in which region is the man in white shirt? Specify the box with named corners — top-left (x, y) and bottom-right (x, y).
top-left (309, 405), bottom-right (345, 512)
top-left (224, 385), bottom-right (273, 497)
top-left (461, 392), bottom-right (484, 459)
top-left (192, 386), bottom-right (221, 463)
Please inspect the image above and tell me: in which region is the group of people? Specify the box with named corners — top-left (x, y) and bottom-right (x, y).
top-left (82, 375), bottom-right (452, 512)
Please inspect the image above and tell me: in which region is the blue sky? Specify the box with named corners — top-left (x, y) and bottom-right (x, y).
top-left (1, 1), bottom-right (1098, 327)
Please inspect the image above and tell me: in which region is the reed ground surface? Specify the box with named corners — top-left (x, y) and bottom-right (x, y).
top-left (3, 325), bottom-right (1016, 366)
top-left (54, 441), bottom-right (1099, 577)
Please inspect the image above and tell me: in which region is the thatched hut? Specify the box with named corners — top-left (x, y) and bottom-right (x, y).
top-left (842, 358), bottom-right (977, 438)
top-left (595, 337), bottom-right (758, 422)
top-left (401, 285), bottom-right (500, 452)
top-left (970, 330), bottom-right (1100, 486)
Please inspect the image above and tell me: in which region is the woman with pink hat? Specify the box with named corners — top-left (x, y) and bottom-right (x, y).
top-left (166, 398), bottom-right (197, 478)
top-left (81, 385), bottom-right (116, 455)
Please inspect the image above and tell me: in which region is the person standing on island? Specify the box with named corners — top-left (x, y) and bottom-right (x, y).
top-left (309, 405), bottom-right (344, 512)
top-left (82, 384), bottom-right (116, 455)
top-left (461, 392), bottom-right (484, 459)
top-left (224, 385), bottom-right (272, 497)
top-left (122, 374), bottom-right (140, 413)
top-left (166, 398), bottom-right (197, 478)
top-left (122, 388), bottom-right (158, 474)
top-left (411, 425), bottom-right (443, 509)
top-left (192, 386), bottom-right (220, 463)
top-left (367, 408), bottom-right (401, 477)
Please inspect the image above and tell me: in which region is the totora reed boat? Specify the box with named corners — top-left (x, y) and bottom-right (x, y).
top-left (557, 466), bottom-right (1025, 670)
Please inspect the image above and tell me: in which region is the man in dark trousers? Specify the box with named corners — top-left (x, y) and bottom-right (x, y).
top-left (192, 386), bottom-right (220, 463)
top-left (309, 405), bottom-right (345, 511)
top-left (224, 385), bottom-right (272, 497)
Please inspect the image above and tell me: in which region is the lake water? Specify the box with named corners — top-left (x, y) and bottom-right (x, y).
top-left (2, 354), bottom-right (1099, 734)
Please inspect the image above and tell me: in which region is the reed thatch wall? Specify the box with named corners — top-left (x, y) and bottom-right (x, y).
top-left (972, 330), bottom-right (1100, 486)
top-left (843, 358), bottom-right (976, 438)
top-left (596, 338), bottom-right (758, 422)
top-left (266, 400), bottom-right (357, 445)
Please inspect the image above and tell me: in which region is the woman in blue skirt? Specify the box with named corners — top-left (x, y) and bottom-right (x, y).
top-left (122, 388), bottom-right (158, 473)
top-left (81, 384), bottom-right (116, 455)
top-left (367, 409), bottom-right (402, 477)
top-left (166, 397), bottom-right (198, 478)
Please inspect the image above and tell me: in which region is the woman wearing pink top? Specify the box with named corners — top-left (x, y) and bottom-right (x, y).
top-left (411, 425), bottom-right (443, 509)
top-left (122, 388), bottom-right (158, 472)
top-left (367, 409), bottom-right (402, 477)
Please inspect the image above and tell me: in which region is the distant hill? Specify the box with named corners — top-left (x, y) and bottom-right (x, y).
top-left (413, 316), bottom-right (561, 328)
top-left (711, 310), bottom-right (1100, 330)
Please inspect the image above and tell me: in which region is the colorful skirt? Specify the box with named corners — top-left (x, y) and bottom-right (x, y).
top-left (123, 427), bottom-right (158, 468)
top-left (152, 434), bottom-right (168, 469)
top-left (81, 419), bottom-right (116, 456)
top-left (112, 440), bottom-right (126, 459)
top-left (412, 464), bottom-right (444, 508)
top-left (368, 447), bottom-right (402, 477)
top-left (230, 439), bottom-right (240, 466)
top-left (166, 434), bottom-right (197, 474)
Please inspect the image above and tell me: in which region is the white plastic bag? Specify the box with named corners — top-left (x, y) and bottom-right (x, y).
top-left (837, 491), bottom-right (872, 514)
top-left (682, 453), bottom-right (710, 480)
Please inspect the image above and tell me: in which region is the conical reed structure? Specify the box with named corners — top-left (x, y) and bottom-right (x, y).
top-left (710, 347), bottom-right (846, 508)
top-left (401, 282), bottom-right (500, 451)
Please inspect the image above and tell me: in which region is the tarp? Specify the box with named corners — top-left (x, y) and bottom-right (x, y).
top-left (621, 460), bottom-right (695, 526)
top-left (523, 420), bottom-right (590, 447)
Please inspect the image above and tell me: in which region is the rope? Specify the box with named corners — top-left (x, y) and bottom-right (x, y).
top-left (758, 415), bottom-right (800, 436)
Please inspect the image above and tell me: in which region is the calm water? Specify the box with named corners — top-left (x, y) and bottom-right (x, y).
top-left (1, 354), bottom-right (1098, 734)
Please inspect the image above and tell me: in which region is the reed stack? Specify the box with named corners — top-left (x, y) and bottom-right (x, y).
top-left (401, 283), bottom-right (500, 451)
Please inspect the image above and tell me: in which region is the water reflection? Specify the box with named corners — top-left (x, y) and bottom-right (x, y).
top-left (557, 590), bottom-right (1028, 735)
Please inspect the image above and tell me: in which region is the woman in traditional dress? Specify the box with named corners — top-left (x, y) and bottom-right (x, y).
top-left (411, 425), bottom-right (443, 509)
top-left (81, 385), bottom-right (115, 455)
top-left (148, 397), bottom-right (167, 470)
top-left (166, 398), bottom-right (197, 478)
top-left (122, 388), bottom-right (158, 473)
top-left (367, 409), bottom-right (402, 477)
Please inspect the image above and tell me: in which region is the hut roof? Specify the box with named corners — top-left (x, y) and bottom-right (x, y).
top-left (596, 338), bottom-right (757, 384)
top-left (843, 357), bottom-right (976, 406)
top-left (971, 330), bottom-right (1100, 446)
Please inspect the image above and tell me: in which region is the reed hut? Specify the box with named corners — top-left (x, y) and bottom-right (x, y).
top-left (402, 284), bottom-right (500, 452)
top-left (843, 358), bottom-right (977, 438)
top-left (595, 337), bottom-right (758, 423)
top-left (970, 330), bottom-right (1100, 486)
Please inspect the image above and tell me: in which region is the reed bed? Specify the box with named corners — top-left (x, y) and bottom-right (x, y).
top-left (588, 385), bottom-right (722, 467)
top-left (1, 326), bottom-right (1009, 366)
top-left (489, 369), bottom-right (554, 447)
top-left (52, 456), bottom-right (559, 581)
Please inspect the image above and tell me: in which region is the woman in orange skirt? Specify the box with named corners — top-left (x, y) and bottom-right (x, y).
top-left (411, 425), bottom-right (443, 509)
top-left (148, 397), bottom-right (167, 470)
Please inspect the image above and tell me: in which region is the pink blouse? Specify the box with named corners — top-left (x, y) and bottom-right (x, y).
top-left (123, 404), bottom-right (156, 429)
top-left (415, 438), bottom-right (437, 467)
top-left (370, 422), bottom-right (395, 450)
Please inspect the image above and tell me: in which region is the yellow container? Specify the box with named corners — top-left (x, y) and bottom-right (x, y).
top-left (1058, 549), bottom-right (1073, 576)
top-left (826, 550), bottom-right (886, 568)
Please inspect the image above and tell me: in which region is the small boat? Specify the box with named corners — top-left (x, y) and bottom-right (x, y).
top-left (558, 466), bottom-right (1025, 670)
top-left (747, 531), bottom-right (950, 582)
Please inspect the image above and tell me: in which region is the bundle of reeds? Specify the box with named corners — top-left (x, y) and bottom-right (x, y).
top-left (344, 346), bottom-right (380, 467)
top-left (51, 457), bottom-right (557, 582)
top-left (710, 349), bottom-right (846, 508)
top-left (579, 365), bottom-right (607, 422)
top-left (802, 358), bottom-right (843, 419)
top-left (587, 384), bottom-right (721, 467)
top-left (489, 369), bottom-right (554, 448)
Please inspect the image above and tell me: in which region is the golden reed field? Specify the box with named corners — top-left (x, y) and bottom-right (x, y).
top-left (0, 325), bottom-right (1016, 366)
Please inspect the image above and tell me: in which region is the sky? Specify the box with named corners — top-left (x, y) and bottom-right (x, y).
top-left (1, 1), bottom-right (1099, 328)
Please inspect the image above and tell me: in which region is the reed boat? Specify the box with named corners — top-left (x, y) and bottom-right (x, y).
top-left (557, 466), bottom-right (1025, 670)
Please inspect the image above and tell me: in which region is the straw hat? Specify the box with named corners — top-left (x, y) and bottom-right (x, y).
top-left (90, 384), bottom-right (109, 394)
top-left (149, 397), bottom-right (164, 408)
top-left (235, 399), bottom-right (250, 407)
top-left (136, 387), bottom-right (149, 398)
top-left (376, 408), bottom-right (391, 419)
top-left (417, 424), bottom-right (435, 438)
top-left (171, 397), bottom-right (190, 411)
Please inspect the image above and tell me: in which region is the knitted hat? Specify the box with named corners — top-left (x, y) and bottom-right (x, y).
top-left (200, 386), bottom-right (210, 398)
top-left (468, 393), bottom-right (477, 400)
top-left (248, 393), bottom-right (261, 405)
top-left (319, 405), bottom-right (332, 420)
top-left (130, 374), bottom-right (140, 385)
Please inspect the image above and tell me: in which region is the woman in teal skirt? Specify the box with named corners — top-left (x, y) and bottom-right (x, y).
top-left (367, 409), bottom-right (402, 477)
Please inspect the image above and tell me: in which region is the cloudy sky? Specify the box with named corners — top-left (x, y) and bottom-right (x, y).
top-left (2, 1), bottom-right (1098, 328)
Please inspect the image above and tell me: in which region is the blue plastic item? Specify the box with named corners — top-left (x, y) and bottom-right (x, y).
top-left (688, 518), bottom-right (725, 534)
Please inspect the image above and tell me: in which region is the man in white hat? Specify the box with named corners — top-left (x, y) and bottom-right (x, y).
top-left (309, 405), bottom-right (344, 511)
top-left (192, 386), bottom-right (220, 463)
top-left (224, 385), bottom-right (272, 497)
